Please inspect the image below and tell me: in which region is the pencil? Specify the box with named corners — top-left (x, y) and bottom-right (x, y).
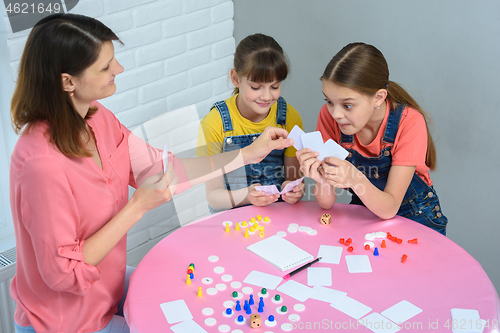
top-left (283, 257), bottom-right (322, 279)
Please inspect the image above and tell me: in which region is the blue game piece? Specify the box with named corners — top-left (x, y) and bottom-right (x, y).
top-left (269, 315), bottom-right (275, 322)
top-left (246, 305), bottom-right (252, 315)
top-left (235, 300), bottom-right (241, 311)
top-left (238, 315), bottom-right (244, 322)
top-left (189, 273), bottom-right (194, 279)
top-left (259, 296), bottom-right (264, 307)
top-left (249, 294), bottom-right (254, 305)
top-left (226, 308), bottom-right (232, 315)
top-left (374, 247), bottom-right (379, 256)
top-left (258, 304), bottom-right (264, 313)
top-left (244, 300), bottom-right (249, 311)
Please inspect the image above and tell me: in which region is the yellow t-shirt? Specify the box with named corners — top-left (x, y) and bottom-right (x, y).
top-left (196, 94), bottom-right (303, 157)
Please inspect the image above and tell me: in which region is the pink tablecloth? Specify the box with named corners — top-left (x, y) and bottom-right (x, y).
top-left (124, 201), bottom-right (500, 332)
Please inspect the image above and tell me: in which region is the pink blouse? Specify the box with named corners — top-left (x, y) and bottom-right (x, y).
top-left (9, 102), bottom-right (188, 332)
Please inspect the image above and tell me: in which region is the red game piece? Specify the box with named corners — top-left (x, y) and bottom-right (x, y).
top-left (381, 240), bottom-right (386, 248)
top-left (187, 269), bottom-right (193, 274)
top-left (408, 238), bottom-right (418, 244)
top-left (364, 244), bottom-right (370, 250)
top-left (347, 246), bottom-right (354, 252)
top-left (339, 238), bottom-right (345, 244)
top-left (401, 254), bottom-right (408, 263)
top-left (387, 232), bottom-right (392, 238)
top-left (345, 238), bottom-right (352, 246)
top-left (396, 238), bottom-right (402, 244)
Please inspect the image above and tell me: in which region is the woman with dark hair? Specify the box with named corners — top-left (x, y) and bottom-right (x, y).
top-left (9, 14), bottom-right (292, 333)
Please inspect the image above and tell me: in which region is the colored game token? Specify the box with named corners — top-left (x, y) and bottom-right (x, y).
top-left (401, 254), bottom-right (408, 263)
top-left (280, 305), bottom-right (287, 313)
top-left (242, 221), bottom-right (248, 227)
top-left (257, 215), bottom-right (262, 221)
top-left (339, 238), bottom-right (345, 244)
top-left (263, 216), bottom-right (270, 222)
top-left (189, 273), bottom-right (194, 279)
top-left (244, 229), bottom-right (250, 238)
top-left (232, 291), bottom-right (238, 298)
top-left (197, 287), bottom-right (203, 297)
top-left (235, 300), bottom-right (241, 311)
top-left (226, 308), bottom-right (232, 315)
top-left (238, 315), bottom-right (244, 322)
top-left (259, 231), bottom-right (265, 237)
top-left (186, 274), bottom-right (191, 285)
top-left (249, 295), bottom-right (254, 305)
top-left (373, 247), bottom-right (379, 256)
top-left (364, 244), bottom-right (370, 250)
top-left (347, 246), bottom-right (354, 252)
top-left (261, 288), bottom-right (267, 295)
top-left (251, 217), bottom-right (256, 223)
top-left (381, 240), bottom-right (387, 248)
top-left (235, 223), bottom-right (240, 231)
top-left (225, 223), bottom-right (230, 233)
top-left (408, 238), bottom-right (418, 244)
top-left (275, 294), bottom-right (281, 301)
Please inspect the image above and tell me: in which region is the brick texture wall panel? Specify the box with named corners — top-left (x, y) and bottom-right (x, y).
top-left (165, 46), bottom-right (211, 76)
top-left (139, 73), bottom-right (189, 104)
top-left (104, 0), bottom-right (157, 14)
top-left (72, 0), bottom-right (105, 18)
top-left (212, 37), bottom-right (235, 60)
top-left (184, 0), bottom-right (230, 14)
top-left (187, 20), bottom-right (233, 50)
top-left (100, 12), bottom-right (134, 33)
top-left (117, 24), bottom-right (163, 51)
top-left (167, 82), bottom-right (212, 111)
top-left (133, 1), bottom-right (183, 27)
top-left (136, 36), bottom-right (187, 66)
top-left (211, 1), bottom-right (234, 23)
top-left (162, 10), bottom-right (210, 37)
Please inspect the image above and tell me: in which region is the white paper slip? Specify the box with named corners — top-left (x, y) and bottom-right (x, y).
top-left (300, 131), bottom-right (324, 152)
top-left (345, 255), bottom-right (372, 273)
top-left (277, 280), bottom-right (313, 302)
top-left (170, 320), bottom-right (208, 333)
top-left (255, 177), bottom-right (304, 196)
top-left (359, 313), bottom-right (400, 333)
top-left (318, 245), bottom-right (343, 264)
top-left (307, 267), bottom-right (332, 286)
top-left (310, 286), bottom-right (347, 305)
top-left (288, 125), bottom-right (305, 150)
top-left (381, 300), bottom-right (422, 324)
top-left (163, 138), bottom-right (169, 173)
top-left (160, 299), bottom-right (193, 324)
top-left (450, 309), bottom-right (486, 333)
top-left (331, 296), bottom-right (372, 319)
top-left (243, 271), bottom-right (283, 290)
top-left (247, 235), bottom-right (313, 271)
top-left (317, 139), bottom-right (349, 162)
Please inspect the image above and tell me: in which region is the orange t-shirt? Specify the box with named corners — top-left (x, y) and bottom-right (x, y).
top-left (316, 101), bottom-right (432, 186)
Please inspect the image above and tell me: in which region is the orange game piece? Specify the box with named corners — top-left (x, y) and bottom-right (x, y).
top-left (401, 254), bottom-right (408, 263)
top-left (408, 238), bottom-right (418, 244)
top-left (396, 238), bottom-right (402, 244)
top-left (387, 232), bottom-right (392, 238)
top-left (345, 239), bottom-right (352, 246)
top-left (347, 246), bottom-right (354, 252)
top-left (381, 240), bottom-right (387, 248)
top-left (364, 244), bottom-right (370, 250)
top-left (339, 238), bottom-right (345, 244)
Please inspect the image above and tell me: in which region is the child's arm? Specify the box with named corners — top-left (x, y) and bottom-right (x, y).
top-left (281, 155), bottom-right (305, 204)
top-left (321, 157), bottom-right (415, 219)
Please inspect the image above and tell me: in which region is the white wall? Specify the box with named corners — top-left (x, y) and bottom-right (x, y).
top-left (233, 0), bottom-right (500, 294)
top-left (0, 0), bottom-right (235, 260)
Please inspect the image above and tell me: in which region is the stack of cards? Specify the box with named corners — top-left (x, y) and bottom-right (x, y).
top-left (288, 125), bottom-right (349, 161)
top-left (254, 177), bottom-right (304, 195)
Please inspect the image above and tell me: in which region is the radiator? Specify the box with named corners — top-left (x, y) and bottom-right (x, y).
top-left (0, 247), bottom-right (16, 333)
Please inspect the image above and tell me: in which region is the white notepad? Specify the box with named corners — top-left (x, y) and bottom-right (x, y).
top-left (247, 235), bottom-right (314, 271)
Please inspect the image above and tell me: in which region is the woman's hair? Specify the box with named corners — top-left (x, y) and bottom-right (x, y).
top-left (11, 13), bottom-right (121, 157)
top-left (232, 33), bottom-right (289, 95)
top-left (321, 42), bottom-right (436, 170)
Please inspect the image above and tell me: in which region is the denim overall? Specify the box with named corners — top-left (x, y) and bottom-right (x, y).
top-left (209, 97), bottom-right (287, 213)
top-left (340, 104), bottom-right (448, 235)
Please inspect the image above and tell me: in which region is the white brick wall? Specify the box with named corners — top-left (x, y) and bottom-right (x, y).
top-left (1, 0), bottom-right (236, 260)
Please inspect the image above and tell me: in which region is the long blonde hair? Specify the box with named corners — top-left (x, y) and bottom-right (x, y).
top-left (321, 42), bottom-right (436, 170)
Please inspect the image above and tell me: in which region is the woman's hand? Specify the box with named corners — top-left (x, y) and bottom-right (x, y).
top-left (247, 183), bottom-right (280, 207)
top-left (281, 180), bottom-right (305, 204)
top-left (244, 126), bottom-right (293, 164)
top-left (296, 148), bottom-right (323, 183)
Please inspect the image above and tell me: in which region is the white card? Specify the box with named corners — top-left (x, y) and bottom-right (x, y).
top-left (163, 138), bottom-right (168, 174)
top-left (170, 320), bottom-right (208, 333)
top-left (255, 177), bottom-right (304, 195)
top-left (243, 270), bottom-right (283, 290)
top-left (318, 245), bottom-right (343, 264)
top-left (345, 255), bottom-right (372, 273)
top-left (310, 286), bottom-right (347, 305)
top-left (300, 131), bottom-right (324, 151)
top-left (317, 139), bottom-right (349, 162)
top-left (307, 267), bottom-right (332, 286)
top-left (359, 312), bottom-right (400, 333)
top-left (381, 300), bottom-right (423, 324)
top-left (288, 125), bottom-right (305, 150)
top-left (277, 280), bottom-right (313, 302)
top-left (159, 299), bottom-right (193, 324)
top-left (281, 177), bottom-right (304, 193)
top-left (331, 296), bottom-right (372, 319)
top-left (450, 309), bottom-right (485, 333)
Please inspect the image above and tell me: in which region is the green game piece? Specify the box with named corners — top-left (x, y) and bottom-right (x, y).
top-left (281, 305), bottom-right (287, 313)
top-left (274, 294), bottom-right (280, 301)
top-left (261, 288), bottom-right (267, 295)
top-left (232, 291), bottom-right (238, 298)
top-left (190, 263), bottom-right (195, 268)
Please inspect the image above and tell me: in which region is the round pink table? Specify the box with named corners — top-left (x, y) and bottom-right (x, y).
top-left (124, 201), bottom-right (500, 332)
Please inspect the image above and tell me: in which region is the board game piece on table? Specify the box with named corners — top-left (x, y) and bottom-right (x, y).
top-left (347, 246), bottom-right (354, 252)
top-left (186, 274), bottom-right (191, 285)
top-left (381, 240), bottom-right (387, 248)
top-left (225, 308), bottom-right (232, 315)
top-left (339, 238), bottom-right (345, 244)
top-left (373, 247), bottom-right (379, 256)
top-left (265, 315), bottom-right (277, 327)
top-left (263, 216), bottom-right (270, 223)
top-left (197, 287), bottom-right (203, 297)
top-left (232, 291), bottom-right (238, 298)
top-left (396, 238), bottom-right (402, 244)
top-left (242, 220), bottom-right (248, 227)
top-left (249, 294), bottom-right (254, 305)
top-left (408, 238), bottom-right (418, 244)
top-left (235, 300), bottom-right (241, 311)
top-left (401, 254), bottom-right (408, 263)
top-left (249, 226), bottom-right (255, 233)
top-left (259, 231), bottom-right (265, 237)
top-left (274, 294), bottom-right (280, 301)
top-left (246, 305), bottom-right (252, 314)
top-left (345, 238), bottom-right (352, 246)
top-left (364, 244), bottom-right (370, 250)
top-left (187, 268), bottom-right (193, 274)
top-left (320, 213), bottom-right (332, 225)
top-left (250, 314), bottom-right (261, 328)
top-left (244, 229), bottom-right (250, 238)
top-left (235, 223), bottom-right (240, 231)
top-left (257, 215), bottom-right (262, 221)
top-left (280, 305), bottom-right (287, 313)
top-left (259, 297), bottom-right (264, 307)
top-left (189, 273), bottom-right (194, 279)
top-left (225, 223), bottom-right (230, 233)
top-left (236, 315), bottom-right (245, 324)
top-left (261, 288), bottom-right (267, 295)
top-left (244, 300), bottom-right (248, 311)
top-left (258, 304), bottom-right (264, 313)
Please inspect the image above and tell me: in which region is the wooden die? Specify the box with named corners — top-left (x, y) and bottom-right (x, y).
top-left (250, 314), bottom-right (261, 328)
top-left (320, 213), bottom-right (332, 225)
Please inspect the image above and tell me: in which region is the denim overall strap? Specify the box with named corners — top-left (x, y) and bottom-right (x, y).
top-left (276, 97), bottom-right (287, 127)
top-left (213, 101), bottom-right (233, 133)
top-left (381, 103), bottom-right (405, 144)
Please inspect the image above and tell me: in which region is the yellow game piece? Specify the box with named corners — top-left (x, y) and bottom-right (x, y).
top-left (225, 223), bottom-right (230, 233)
top-left (257, 215), bottom-right (262, 221)
top-left (259, 231), bottom-right (265, 237)
top-left (250, 217), bottom-right (256, 223)
top-left (263, 216), bottom-right (270, 223)
top-left (242, 220), bottom-right (248, 227)
top-left (249, 227), bottom-right (255, 233)
top-left (253, 223), bottom-right (259, 228)
top-left (257, 226), bottom-right (265, 231)
top-left (235, 223), bottom-right (240, 231)
top-left (197, 286), bottom-right (203, 297)
top-left (244, 229), bottom-right (250, 238)
top-left (186, 274), bottom-right (192, 285)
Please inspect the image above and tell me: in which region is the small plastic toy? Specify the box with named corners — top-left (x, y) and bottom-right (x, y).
top-left (381, 240), bottom-right (387, 248)
top-left (189, 273), bottom-right (194, 279)
top-left (339, 238), bottom-right (345, 244)
top-left (261, 288), bottom-right (267, 295)
top-left (242, 220), bottom-right (248, 227)
top-left (235, 223), bottom-right (240, 231)
top-left (235, 300), bottom-right (241, 311)
top-left (197, 287), bottom-right (203, 297)
top-left (263, 216), bottom-right (270, 222)
top-left (268, 315), bottom-right (275, 322)
top-left (345, 238), bottom-right (352, 246)
top-left (226, 308), bottom-right (232, 315)
top-left (408, 238), bottom-right (418, 244)
top-left (274, 294), bottom-right (281, 301)
top-left (237, 315), bottom-right (244, 322)
top-left (232, 291), bottom-right (238, 298)
top-left (257, 215), bottom-right (262, 221)
top-left (364, 244), bottom-right (370, 250)
top-left (250, 314), bottom-right (261, 328)
top-left (246, 305), bottom-right (252, 315)
top-left (259, 231), bottom-right (265, 237)
top-left (401, 254), bottom-right (408, 263)
top-left (373, 247), bottom-right (379, 256)
top-left (347, 246), bottom-right (354, 252)
top-left (186, 274), bottom-right (191, 285)
top-left (244, 300), bottom-right (249, 310)
top-left (249, 295), bottom-right (254, 305)
top-left (280, 305), bottom-right (287, 313)
top-left (244, 229), bottom-right (250, 238)
top-left (225, 223), bottom-right (230, 233)
top-left (320, 213), bottom-right (332, 225)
